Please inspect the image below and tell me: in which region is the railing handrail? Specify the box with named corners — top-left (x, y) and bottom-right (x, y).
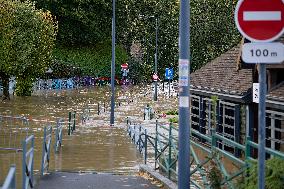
top-left (126, 118), bottom-right (284, 188)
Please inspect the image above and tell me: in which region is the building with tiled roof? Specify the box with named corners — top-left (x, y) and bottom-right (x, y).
top-left (190, 39), bottom-right (284, 154)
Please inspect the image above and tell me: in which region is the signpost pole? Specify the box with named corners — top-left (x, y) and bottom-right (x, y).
top-left (178, 0), bottom-right (190, 188)
top-left (154, 18), bottom-right (158, 101)
top-left (168, 79), bottom-right (171, 97)
top-left (110, 0), bottom-right (116, 126)
top-left (258, 63), bottom-right (266, 189)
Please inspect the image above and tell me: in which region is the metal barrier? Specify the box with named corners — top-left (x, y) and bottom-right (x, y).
top-left (0, 115), bottom-right (30, 151)
top-left (22, 135), bottom-right (34, 189)
top-left (126, 118), bottom-right (284, 188)
top-left (41, 126), bottom-right (52, 176)
top-left (54, 119), bottom-right (63, 153)
top-left (1, 165), bottom-right (16, 189)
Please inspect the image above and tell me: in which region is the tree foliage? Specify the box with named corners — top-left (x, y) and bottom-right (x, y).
top-left (116, 0), bottom-right (241, 78)
top-left (0, 0), bottom-right (57, 97)
top-left (35, 0), bottom-right (111, 46)
top-left (53, 41), bottom-right (128, 77)
top-left (10, 0), bottom-right (241, 87)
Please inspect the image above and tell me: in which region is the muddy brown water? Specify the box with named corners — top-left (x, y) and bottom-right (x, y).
top-left (0, 85), bottom-right (178, 188)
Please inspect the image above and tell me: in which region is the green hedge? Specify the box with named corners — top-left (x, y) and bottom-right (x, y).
top-left (53, 41), bottom-right (128, 77)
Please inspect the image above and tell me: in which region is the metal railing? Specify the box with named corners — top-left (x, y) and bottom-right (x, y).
top-left (41, 126), bottom-right (52, 177)
top-left (22, 135), bottom-right (34, 189)
top-left (54, 119), bottom-right (64, 153)
top-left (1, 165), bottom-right (16, 189)
top-left (126, 118), bottom-right (284, 189)
top-left (0, 115), bottom-right (30, 151)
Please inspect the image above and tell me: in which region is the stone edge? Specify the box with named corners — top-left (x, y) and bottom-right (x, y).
top-left (139, 164), bottom-right (178, 189)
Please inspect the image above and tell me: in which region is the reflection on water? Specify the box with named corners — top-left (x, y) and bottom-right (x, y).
top-left (0, 86), bottom-right (149, 188)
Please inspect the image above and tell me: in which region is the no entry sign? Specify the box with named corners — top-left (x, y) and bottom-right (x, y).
top-left (152, 73), bottom-right (158, 81)
top-left (235, 0), bottom-right (284, 42)
top-left (121, 63), bottom-right (128, 69)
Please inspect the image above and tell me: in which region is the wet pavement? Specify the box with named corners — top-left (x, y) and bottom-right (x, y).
top-left (36, 172), bottom-right (159, 189)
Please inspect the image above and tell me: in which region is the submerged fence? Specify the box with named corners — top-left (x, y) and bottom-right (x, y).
top-left (126, 118), bottom-right (284, 189)
top-left (0, 113), bottom-right (73, 189)
top-left (0, 115), bottom-right (30, 152)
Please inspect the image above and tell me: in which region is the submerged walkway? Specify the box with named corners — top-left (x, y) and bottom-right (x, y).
top-left (36, 172), bottom-right (159, 189)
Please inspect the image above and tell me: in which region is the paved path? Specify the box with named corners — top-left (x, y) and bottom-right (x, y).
top-left (36, 172), bottom-right (160, 189)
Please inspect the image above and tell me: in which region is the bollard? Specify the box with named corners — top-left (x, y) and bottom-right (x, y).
top-left (104, 102), bottom-right (106, 112)
top-left (68, 112), bottom-right (71, 135)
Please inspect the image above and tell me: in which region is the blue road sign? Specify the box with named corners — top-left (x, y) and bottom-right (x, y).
top-left (165, 68), bottom-right (174, 79)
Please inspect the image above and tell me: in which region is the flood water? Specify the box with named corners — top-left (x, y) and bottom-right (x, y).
top-left (0, 85), bottom-right (178, 188)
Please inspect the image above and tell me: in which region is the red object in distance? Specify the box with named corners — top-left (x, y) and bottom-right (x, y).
top-left (235, 0), bottom-right (284, 42)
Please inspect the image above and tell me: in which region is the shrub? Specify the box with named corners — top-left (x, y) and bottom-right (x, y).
top-left (166, 110), bottom-right (178, 115)
top-left (239, 158), bottom-right (284, 189)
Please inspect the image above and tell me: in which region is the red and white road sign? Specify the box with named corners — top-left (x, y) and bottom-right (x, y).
top-left (121, 63), bottom-right (128, 69)
top-left (152, 73), bottom-right (159, 81)
top-left (235, 0), bottom-right (284, 42)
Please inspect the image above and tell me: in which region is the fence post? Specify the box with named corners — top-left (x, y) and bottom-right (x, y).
top-left (211, 128), bottom-right (216, 150)
top-left (72, 111), bottom-right (76, 131)
top-left (168, 122), bottom-right (172, 179)
top-left (98, 103), bottom-right (100, 115)
top-left (41, 126), bottom-right (47, 176)
top-left (2, 165), bottom-right (16, 189)
top-left (139, 126), bottom-right (142, 152)
top-left (22, 138), bottom-right (26, 189)
top-left (245, 136), bottom-right (251, 160)
top-left (68, 112), bottom-right (71, 135)
top-left (133, 125), bottom-right (136, 143)
top-left (144, 129), bottom-right (148, 164)
top-left (155, 119), bottom-right (158, 169)
top-left (55, 120), bottom-right (59, 153)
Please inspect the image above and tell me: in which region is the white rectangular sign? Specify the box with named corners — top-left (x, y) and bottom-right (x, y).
top-left (253, 83), bottom-right (259, 103)
top-left (242, 42), bottom-right (284, 63)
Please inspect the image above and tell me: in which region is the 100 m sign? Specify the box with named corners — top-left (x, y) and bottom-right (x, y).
top-left (242, 43), bottom-right (284, 64)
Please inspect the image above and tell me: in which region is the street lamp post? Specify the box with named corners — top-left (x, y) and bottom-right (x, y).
top-left (154, 17), bottom-right (158, 101)
top-left (110, 0), bottom-right (116, 126)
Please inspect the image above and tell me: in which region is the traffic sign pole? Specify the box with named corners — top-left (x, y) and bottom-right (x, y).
top-left (235, 0), bottom-right (284, 188)
top-left (168, 79), bottom-right (171, 97)
top-left (178, 0), bottom-right (190, 188)
top-left (258, 64), bottom-right (266, 189)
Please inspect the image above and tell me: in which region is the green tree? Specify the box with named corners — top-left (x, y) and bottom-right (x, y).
top-left (116, 0), bottom-right (241, 80)
top-left (34, 0), bottom-right (111, 46)
top-left (0, 0), bottom-right (57, 98)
